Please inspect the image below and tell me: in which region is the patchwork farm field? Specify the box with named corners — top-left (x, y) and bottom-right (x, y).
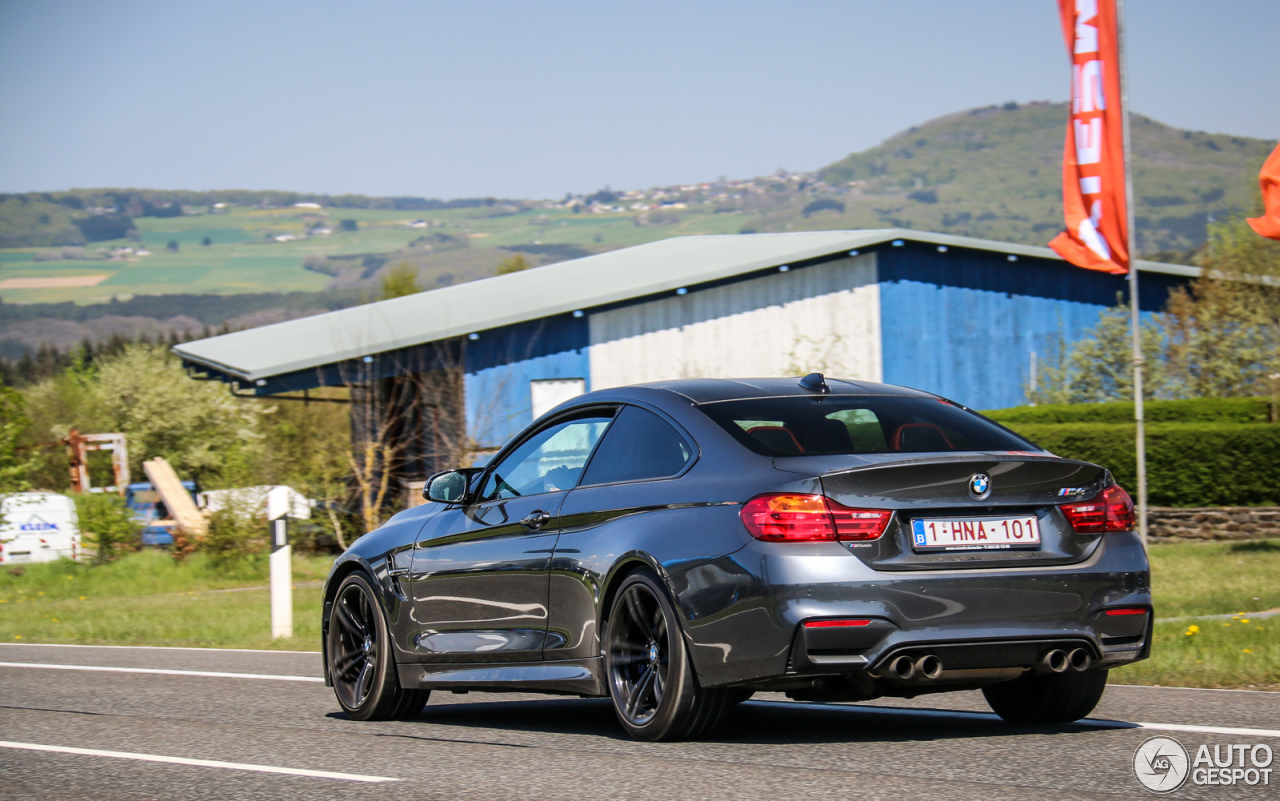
top-left (0, 203), bottom-right (744, 304)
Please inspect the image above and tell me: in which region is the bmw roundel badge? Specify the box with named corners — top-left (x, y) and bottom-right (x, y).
top-left (969, 473), bottom-right (992, 499)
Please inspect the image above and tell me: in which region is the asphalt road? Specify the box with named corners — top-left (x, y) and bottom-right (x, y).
top-left (1, 643), bottom-right (1277, 800)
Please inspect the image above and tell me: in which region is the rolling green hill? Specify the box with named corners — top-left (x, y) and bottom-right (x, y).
top-left (767, 102), bottom-right (1273, 255)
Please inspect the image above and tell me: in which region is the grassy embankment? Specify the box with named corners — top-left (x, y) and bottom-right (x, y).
top-left (1112, 539), bottom-right (1279, 690)
top-left (0, 549), bottom-right (334, 651)
top-left (0, 541), bottom-right (1276, 689)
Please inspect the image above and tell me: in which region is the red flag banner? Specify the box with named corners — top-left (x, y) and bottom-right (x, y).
top-left (1049, 0), bottom-right (1129, 274)
top-left (1246, 143), bottom-right (1280, 240)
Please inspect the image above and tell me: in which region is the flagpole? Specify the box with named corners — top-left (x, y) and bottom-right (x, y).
top-left (1116, 0), bottom-right (1148, 545)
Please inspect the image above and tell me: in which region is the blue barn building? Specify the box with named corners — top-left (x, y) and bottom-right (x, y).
top-left (175, 229), bottom-right (1193, 477)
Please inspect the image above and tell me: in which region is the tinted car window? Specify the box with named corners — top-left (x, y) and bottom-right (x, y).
top-left (698, 396), bottom-right (1037, 456)
top-left (479, 416), bottom-right (612, 500)
top-left (580, 406), bottom-right (694, 485)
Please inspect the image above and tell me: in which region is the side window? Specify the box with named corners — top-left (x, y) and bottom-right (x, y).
top-left (479, 416), bottom-right (612, 501)
top-left (580, 406), bottom-right (694, 486)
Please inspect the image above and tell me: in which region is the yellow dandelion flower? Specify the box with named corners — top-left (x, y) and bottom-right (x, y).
top-left (1241, 619), bottom-right (1251, 624)
top-left (1243, 649), bottom-right (1253, 654)
top-left (13, 635), bottom-right (21, 639)
top-left (1224, 623), bottom-right (1232, 627)
top-left (79, 596), bottom-right (86, 601)
top-left (0, 599), bottom-right (7, 604)
top-left (36, 591), bottom-right (44, 596)
top-left (50, 618), bottom-right (58, 623)
top-left (1259, 627), bottom-right (1266, 632)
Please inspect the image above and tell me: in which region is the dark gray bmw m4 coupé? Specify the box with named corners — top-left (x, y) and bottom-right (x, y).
top-left (322, 375), bottom-right (1151, 740)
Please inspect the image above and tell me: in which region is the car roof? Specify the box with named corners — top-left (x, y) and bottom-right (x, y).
top-left (613, 377), bottom-right (940, 405)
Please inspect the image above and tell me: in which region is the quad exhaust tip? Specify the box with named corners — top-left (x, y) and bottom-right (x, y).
top-left (884, 654), bottom-right (944, 682)
top-left (1068, 647), bottom-right (1092, 672)
top-left (888, 654), bottom-right (916, 681)
top-left (916, 654), bottom-right (944, 680)
top-left (1039, 649), bottom-right (1070, 674)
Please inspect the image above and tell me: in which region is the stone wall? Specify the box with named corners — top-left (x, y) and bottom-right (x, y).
top-left (1148, 507), bottom-right (1280, 541)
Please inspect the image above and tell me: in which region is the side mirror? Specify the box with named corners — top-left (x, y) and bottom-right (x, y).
top-left (424, 470), bottom-right (469, 504)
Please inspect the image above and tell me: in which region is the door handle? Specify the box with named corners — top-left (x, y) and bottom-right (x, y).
top-left (520, 510), bottom-right (552, 530)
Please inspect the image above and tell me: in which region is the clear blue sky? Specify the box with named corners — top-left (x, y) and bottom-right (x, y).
top-left (1, 0), bottom-right (1276, 199)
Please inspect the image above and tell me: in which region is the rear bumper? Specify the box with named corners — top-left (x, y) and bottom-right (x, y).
top-left (788, 606), bottom-right (1152, 675)
top-left (671, 530), bottom-right (1151, 687)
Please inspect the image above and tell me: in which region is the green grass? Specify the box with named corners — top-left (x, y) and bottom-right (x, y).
top-left (1, 542), bottom-right (1276, 688)
top-left (1113, 619), bottom-right (1278, 690)
top-left (1109, 539), bottom-right (1280, 689)
top-left (0, 550), bottom-right (333, 650)
top-left (1145, 539), bottom-right (1280, 618)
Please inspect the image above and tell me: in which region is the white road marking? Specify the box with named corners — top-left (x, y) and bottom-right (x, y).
top-left (1134, 722), bottom-right (1280, 739)
top-left (1111, 683), bottom-right (1280, 695)
top-left (0, 741), bottom-right (398, 782)
top-left (0, 662), bottom-right (322, 682)
top-left (751, 701), bottom-right (1280, 739)
top-left (0, 642), bottom-right (319, 655)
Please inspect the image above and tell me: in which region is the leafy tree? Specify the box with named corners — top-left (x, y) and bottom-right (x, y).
top-left (78, 344), bottom-right (268, 486)
top-left (201, 236), bottom-right (212, 246)
top-left (1162, 216), bottom-right (1280, 397)
top-left (496, 254), bottom-right (530, 275)
top-left (379, 263), bottom-right (421, 299)
top-left (802, 198), bottom-right (845, 217)
top-left (1032, 217), bottom-right (1279, 404)
top-left (203, 498), bottom-right (265, 564)
top-left (166, 240), bottom-right (179, 252)
top-left (74, 214), bottom-right (134, 242)
top-left (339, 219), bottom-right (358, 232)
top-left (0, 385), bottom-right (35, 491)
top-left (73, 492), bottom-right (139, 564)
top-left (1029, 298), bottom-right (1167, 404)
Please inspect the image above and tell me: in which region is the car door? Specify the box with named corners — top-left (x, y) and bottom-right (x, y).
top-left (406, 411), bottom-right (613, 663)
top-left (547, 405), bottom-right (700, 661)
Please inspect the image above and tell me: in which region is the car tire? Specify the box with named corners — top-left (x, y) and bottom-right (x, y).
top-left (725, 688), bottom-right (755, 705)
top-left (605, 569), bottom-right (727, 741)
top-left (982, 668), bottom-right (1109, 724)
top-left (327, 572), bottom-right (429, 721)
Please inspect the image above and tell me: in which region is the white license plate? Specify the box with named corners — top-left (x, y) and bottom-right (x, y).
top-left (910, 515), bottom-right (1041, 552)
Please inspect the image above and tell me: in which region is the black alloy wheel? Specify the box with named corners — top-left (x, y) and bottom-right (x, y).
top-left (609, 580), bottom-right (671, 726)
top-left (327, 572), bottom-right (428, 721)
top-left (605, 570), bottom-right (728, 741)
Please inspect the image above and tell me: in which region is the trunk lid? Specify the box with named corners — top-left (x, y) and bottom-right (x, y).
top-left (776, 453), bottom-right (1109, 571)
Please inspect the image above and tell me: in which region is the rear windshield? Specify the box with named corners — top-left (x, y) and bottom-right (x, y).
top-left (698, 395), bottom-right (1039, 456)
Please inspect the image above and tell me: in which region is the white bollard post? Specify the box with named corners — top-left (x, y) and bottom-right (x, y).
top-left (267, 487), bottom-right (293, 639)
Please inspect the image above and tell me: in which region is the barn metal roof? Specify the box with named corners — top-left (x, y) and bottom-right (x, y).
top-left (173, 228), bottom-right (1197, 384)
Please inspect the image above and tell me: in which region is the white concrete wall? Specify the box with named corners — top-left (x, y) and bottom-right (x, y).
top-left (588, 253), bottom-right (881, 389)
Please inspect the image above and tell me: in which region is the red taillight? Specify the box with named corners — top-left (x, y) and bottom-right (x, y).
top-left (803, 619), bottom-right (871, 628)
top-left (1103, 485), bottom-right (1136, 530)
top-left (739, 494), bottom-right (891, 542)
top-left (1104, 607), bottom-right (1147, 616)
top-left (1061, 485), bottom-right (1134, 533)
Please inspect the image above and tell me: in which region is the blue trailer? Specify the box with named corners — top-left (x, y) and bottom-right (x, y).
top-left (125, 481), bottom-right (198, 546)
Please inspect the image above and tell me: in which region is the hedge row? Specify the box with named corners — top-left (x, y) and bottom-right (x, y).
top-left (1005, 423), bottom-right (1280, 507)
top-left (984, 397), bottom-right (1273, 425)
